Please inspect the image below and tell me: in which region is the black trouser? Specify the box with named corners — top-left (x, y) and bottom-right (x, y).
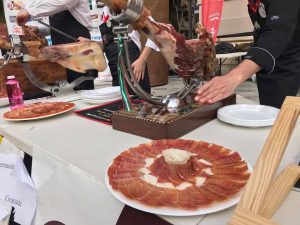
top-left (256, 40), bottom-right (300, 108)
top-left (104, 41), bottom-right (151, 95)
top-left (49, 10), bottom-right (95, 90)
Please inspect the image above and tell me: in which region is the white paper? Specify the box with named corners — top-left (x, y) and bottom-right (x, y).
top-left (0, 199), bottom-right (9, 221)
top-left (0, 153), bottom-right (36, 225)
top-left (34, 164), bottom-right (124, 225)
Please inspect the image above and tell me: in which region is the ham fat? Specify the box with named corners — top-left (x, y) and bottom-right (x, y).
top-left (39, 42), bottom-right (106, 73)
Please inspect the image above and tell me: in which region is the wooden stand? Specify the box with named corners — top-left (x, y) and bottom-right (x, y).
top-left (229, 96), bottom-right (300, 225)
top-left (0, 58), bottom-right (66, 96)
top-left (112, 94), bottom-right (236, 139)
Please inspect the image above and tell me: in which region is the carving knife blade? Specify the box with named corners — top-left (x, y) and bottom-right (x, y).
top-left (37, 20), bottom-right (78, 42)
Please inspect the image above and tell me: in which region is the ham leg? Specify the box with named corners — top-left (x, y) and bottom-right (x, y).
top-left (39, 41), bottom-right (107, 73)
top-left (144, 21), bottom-right (216, 80)
top-left (101, 0), bottom-right (216, 80)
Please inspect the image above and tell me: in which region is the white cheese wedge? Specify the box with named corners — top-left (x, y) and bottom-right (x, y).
top-left (162, 148), bottom-right (191, 165)
top-left (196, 177), bottom-right (206, 187)
top-left (203, 168), bottom-right (214, 175)
top-left (156, 183), bottom-right (175, 189)
top-left (145, 158), bottom-right (155, 167)
top-left (176, 182), bottom-right (192, 190)
top-left (139, 168), bottom-right (151, 174)
top-left (197, 159), bottom-right (212, 166)
top-left (142, 174), bottom-right (158, 186)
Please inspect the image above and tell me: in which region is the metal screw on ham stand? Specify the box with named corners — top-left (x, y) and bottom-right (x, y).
top-left (110, 0), bottom-right (203, 113)
top-left (1, 35), bottom-right (97, 97)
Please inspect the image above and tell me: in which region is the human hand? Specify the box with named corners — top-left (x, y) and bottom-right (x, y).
top-left (77, 36), bottom-right (90, 42)
top-left (194, 74), bottom-right (240, 104)
top-left (16, 10), bottom-right (31, 26)
top-left (24, 26), bottom-right (39, 35)
top-left (131, 57), bottom-right (146, 82)
top-left (194, 59), bottom-right (260, 104)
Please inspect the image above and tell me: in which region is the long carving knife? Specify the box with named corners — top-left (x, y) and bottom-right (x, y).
top-left (37, 20), bottom-right (78, 42)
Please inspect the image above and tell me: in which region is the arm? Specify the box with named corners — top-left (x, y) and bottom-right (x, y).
top-left (131, 15), bottom-right (160, 81)
top-left (195, 0), bottom-right (300, 104)
top-left (131, 46), bottom-right (153, 82)
top-left (245, 0), bottom-right (300, 72)
top-left (194, 59), bottom-right (261, 104)
top-left (16, 0), bottom-right (80, 25)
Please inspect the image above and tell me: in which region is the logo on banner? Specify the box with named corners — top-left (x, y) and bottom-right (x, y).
top-left (258, 2), bottom-right (267, 18)
top-left (209, 12), bottom-right (220, 22)
top-left (202, 0), bottom-right (224, 43)
top-left (9, 16), bottom-right (17, 23)
top-left (7, 0), bottom-right (25, 11)
top-left (210, 27), bottom-right (216, 36)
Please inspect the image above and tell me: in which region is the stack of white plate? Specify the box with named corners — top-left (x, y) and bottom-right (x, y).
top-left (80, 86), bottom-right (121, 104)
top-left (217, 104), bottom-right (280, 127)
top-left (0, 98), bottom-right (9, 107)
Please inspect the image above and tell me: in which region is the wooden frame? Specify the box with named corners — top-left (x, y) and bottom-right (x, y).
top-left (229, 96), bottom-right (300, 225)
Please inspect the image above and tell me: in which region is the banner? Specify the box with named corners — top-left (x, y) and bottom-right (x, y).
top-left (202, 0), bottom-right (224, 42)
top-left (2, 0), bottom-right (49, 36)
top-left (2, 0), bottom-right (103, 42)
top-left (88, 0), bottom-right (104, 41)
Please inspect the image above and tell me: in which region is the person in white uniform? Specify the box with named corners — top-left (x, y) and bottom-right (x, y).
top-left (17, 0), bottom-right (97, 91)
top-left (100, 6), bottom-right (159, 94)
top-left (17, 2), bottom-right (159, 94)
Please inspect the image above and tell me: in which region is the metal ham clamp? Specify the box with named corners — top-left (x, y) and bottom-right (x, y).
top-left (108, 0), bottom-right (235, 140)
top-left (0, 34), bottom-right (98, 97)
top-left (109, 0), bottom-right (202, 112)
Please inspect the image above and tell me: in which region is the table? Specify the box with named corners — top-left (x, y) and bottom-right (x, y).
top-left (216, 52), bottom-right (247, 75)
top-left (0, 95), bottom-right (299, 225)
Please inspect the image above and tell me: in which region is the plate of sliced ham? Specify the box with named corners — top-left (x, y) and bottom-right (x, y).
top-left (2, 102), bottom-right (75, 121)
top-left (106, 139), bottom-right (251, 216)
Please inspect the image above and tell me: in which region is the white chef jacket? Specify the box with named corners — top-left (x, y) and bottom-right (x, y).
top-left (26, 0), bottom-right (93, 30)
top-left (103, 6), bottom-right (159, 52)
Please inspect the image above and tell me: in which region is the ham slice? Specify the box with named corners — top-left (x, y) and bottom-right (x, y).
top-left (145, 22), bottom-right (216, 80)
top-left (39, 42), bottom-right (107, 73)
top-left (3, 102), bottom-right (75, 119)
top-left (108, 139), bottom-right (250, 210)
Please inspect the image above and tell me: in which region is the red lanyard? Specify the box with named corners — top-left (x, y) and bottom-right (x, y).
top-left (248, 0), bottom-right (261, 13)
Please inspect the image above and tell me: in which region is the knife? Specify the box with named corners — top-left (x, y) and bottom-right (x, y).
top-left (37, 20), bottom-right (78, 42)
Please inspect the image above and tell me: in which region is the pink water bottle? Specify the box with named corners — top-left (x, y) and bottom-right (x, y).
top-left (5, 75), bottom-right (24, 110)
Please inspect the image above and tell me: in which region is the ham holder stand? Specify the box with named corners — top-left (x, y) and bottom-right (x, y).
top-left (0, 35), bottom-right (97, 97)
top-left (0, 0), bottom-right (234, 139)
top-left (109, 0), bottom-right (236, 139)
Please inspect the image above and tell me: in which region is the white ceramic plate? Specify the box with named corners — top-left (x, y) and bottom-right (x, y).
top-left (2, 103), bottom-right (75, 121)
top-left (80, 87), bottom-right (121, 100)
top-left (217, 104), bottom-right (280, 127)
top-left (0, 97), bottom-right (9, 107)
top-left (105, 162), bottom-right (252, 217)
top-left (81, 97), bottom-right (121, 105)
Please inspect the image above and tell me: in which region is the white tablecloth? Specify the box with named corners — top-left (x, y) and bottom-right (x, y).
top-left (0, 95), bottom-right (299, 225)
